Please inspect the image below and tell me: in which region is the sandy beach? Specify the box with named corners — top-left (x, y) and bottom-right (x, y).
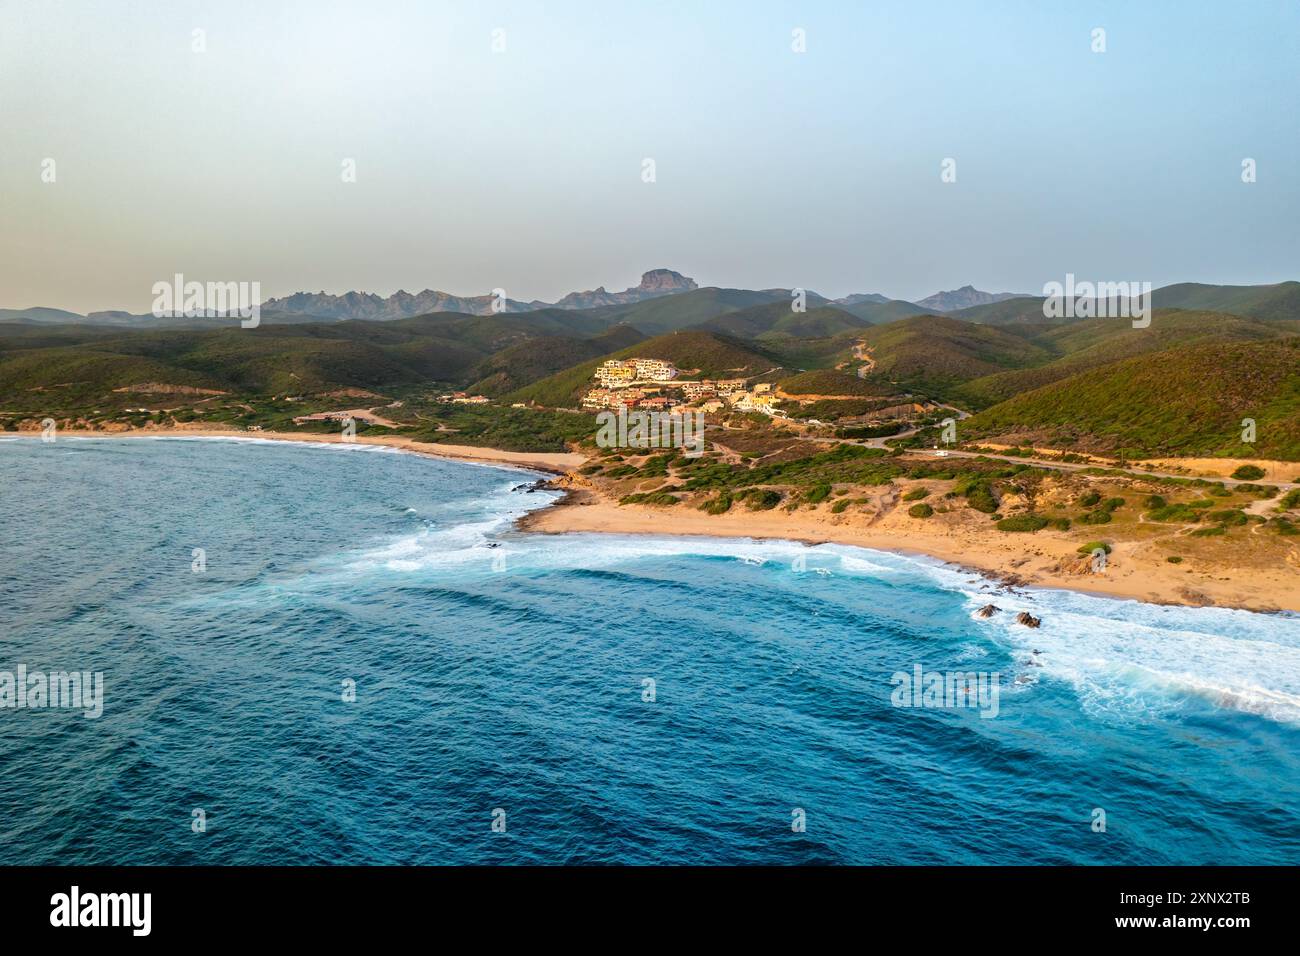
top-left (521, 488), bottom-right (1300, 614)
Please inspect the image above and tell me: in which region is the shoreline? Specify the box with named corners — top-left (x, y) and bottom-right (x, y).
top-left (10, 426), bottom-right (1296, 614)
top-left (519, 489), bottom-right (1300, 615)
top-left (1, 427), bottom-right (584, 476)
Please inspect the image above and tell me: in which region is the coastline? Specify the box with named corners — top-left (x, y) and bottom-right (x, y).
top-left (519, 488), bottom-right (1300, 615)
top-left (10, 426), bottom-right (1296, 614)
top-left (2, 427), bottom-right (584, 476)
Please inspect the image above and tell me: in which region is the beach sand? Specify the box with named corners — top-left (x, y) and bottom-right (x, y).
top-left (521, 488), bottom-right (1300, 614)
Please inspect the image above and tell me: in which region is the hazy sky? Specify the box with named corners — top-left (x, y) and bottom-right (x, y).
top-left (3, 0), bottom-right (1297, 313)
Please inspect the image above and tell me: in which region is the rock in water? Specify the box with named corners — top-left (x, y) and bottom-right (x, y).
top-left (1015, 611), bottom-right (1042, 628)
top-left (976, 604), bottom-right (1001, 618)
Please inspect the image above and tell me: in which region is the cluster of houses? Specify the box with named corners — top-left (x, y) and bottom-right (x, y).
top-left (581, 359), bottom-right (787, 417)
top-left (435, 391), bottom-right (490, 405)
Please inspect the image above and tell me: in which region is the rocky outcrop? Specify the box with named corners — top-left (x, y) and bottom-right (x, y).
top-left (1015, 611), bottom-right (1042, 628)
top-left (976, 604), bottom-right (1000, 618)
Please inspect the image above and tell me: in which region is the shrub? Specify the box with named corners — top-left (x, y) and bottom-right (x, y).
top-left (1278, 489), bottom-right (1300, 511)
top-left (1144, 494), bottom-right (1167, 509)
top-left (1147, 504), bottom-right (1200, 522)
top-left (1231, 465), bottom-right (1266, 481)
top-left (908, 503), bottom-right (934, 519)
top-left (996, 514), bottom-right (1049, 532)
top-left (1077, 541), bottom-right (1112, 555)
top-left (604, 464), bottom-right (637, 478)
top-left (1079, 510), bottom-right (1112, 525)
top-left (1166, 556), bottom-right (1183, 564)
top-left (744, 489), bottom-right (782, 511)
top-left (965, 483), bottom-right (998, 514)
top-left (1102, 497), bottom-right (1126, 511)
top-left (1190, 525), bottom-right (1226, 537)
top-left (620, 491), bottom-right (679, 506)
top-left (804, 484), bottom-right (832, 504)
top-left (903, 487), bottom-right (930, 501)
top-left (1207, 509), bottom-right (1248, 526)
top-left (1272, 517), bottom-right (1299, 535)
top-left (1079, 491), bottom-right (1101, 507)
top-left (699, 493), bottom-right (732, 515)
top-left (830, 499), bottom-right (851, 514)
top-left (1049, 517), bottom-right (1072, 531)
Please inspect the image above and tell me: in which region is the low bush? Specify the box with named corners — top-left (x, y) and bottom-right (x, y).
top-left (996, 514), bottom-right (1049, 532)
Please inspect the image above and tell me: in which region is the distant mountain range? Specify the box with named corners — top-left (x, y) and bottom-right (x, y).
top-left (0, 271), bottom-right (1023, 325)
top-left (6, 275), bottom-right (1298, 330)
top-left (914, 285), bottom-right (1028, 313)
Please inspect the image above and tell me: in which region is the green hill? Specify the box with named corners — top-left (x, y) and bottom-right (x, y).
top-left (467, 325), bottom-right (645, 396)
top-left (1151, 281), bottom-right (1300, 322)
top-left (834, 298), bottom-right (927, 324)
top-left (586, 287), bottom-right (788, 335)
top-left (693, 303), bottom-right (870, 340)
top-left (965, 338), bottom-right (1300, 459)
top-left (946, 297), bottom-right (1051, 325)
top-left (952, 310), bottom-right (1291, 408)
top-left (778, 369), bottom-right (889, 397)
top-left (858, 315), bottom-right (1050, 397)
top-left (0, 308), bottom-right (636, 415)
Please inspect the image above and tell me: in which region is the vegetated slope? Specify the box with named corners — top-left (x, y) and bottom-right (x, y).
top-left (949, 282), bottom-right (1300, 327)
top-left (0, 309), bottom-right (638, 412)
top-left (857, 314), bottom-right (1051, 397)
top-left (1151, 281), bottom-right (1300, 322)
top-left (467, 325), bottom-right (646, 396)
top-left (953, 310), bottom-right (1292, 408)
top-left (777, 369), bottom-right (891, 397)
top-left (964, 338), bottom-right (1300, 460)
top-left (946, 297), bottom-right (1050, 325)
top-left (585, 288), bottom-right (790, 335)
top-left (693, 303), bottom-right (871, 340)
top-left (503, 331), bottom-right (782, 407)
top-left (833, 298), bottom-right (927, 324)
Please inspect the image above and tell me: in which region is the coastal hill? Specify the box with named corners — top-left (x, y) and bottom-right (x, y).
top-left (963, 338), bottom-right (1300, 460)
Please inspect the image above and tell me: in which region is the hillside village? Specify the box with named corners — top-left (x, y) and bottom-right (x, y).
top-left (580, 358), bottom-right (786, 418)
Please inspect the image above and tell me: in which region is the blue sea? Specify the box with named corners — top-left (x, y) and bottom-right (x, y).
top-left (1, 436), bottom-right (1298, 865)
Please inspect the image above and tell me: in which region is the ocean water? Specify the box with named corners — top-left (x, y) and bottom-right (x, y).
top-left (1, 436), bottom-right (1298, 865)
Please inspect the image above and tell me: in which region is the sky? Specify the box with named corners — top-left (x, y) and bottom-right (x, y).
top-left (2, 0), bottom-right (1298, 313)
